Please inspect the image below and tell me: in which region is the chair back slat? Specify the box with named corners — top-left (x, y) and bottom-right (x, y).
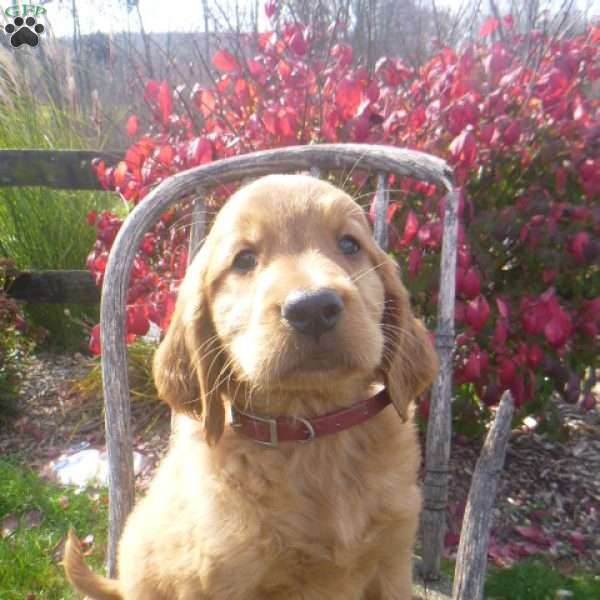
top-left (372, 172), bottom-right (390, 251)
top-left (422, 187), bottom-right (459, 578)
top-left (100, 144), bottom-right (455, 576)
top-left (187, 192), bottom-right (207, 266)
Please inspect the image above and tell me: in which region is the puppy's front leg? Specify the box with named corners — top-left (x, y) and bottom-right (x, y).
top-left (364, 515), bottom-right (419, 600)
top-left (364, 549), bottom-right (414, 600)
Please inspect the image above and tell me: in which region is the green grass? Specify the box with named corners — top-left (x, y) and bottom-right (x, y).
top-left (0, 459), bottom-right (108, 600)
top-left (77, 339), bottom-right (159, 404)
top-left (0, 51), bottom-right (117, 349)
top-left (485, 559), bottom-right (600, 600)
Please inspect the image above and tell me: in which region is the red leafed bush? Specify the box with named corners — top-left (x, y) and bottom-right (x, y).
top-left (87, 11), bottom-right (600, 430)
top-left (0, 259), bottom-right (38, 420)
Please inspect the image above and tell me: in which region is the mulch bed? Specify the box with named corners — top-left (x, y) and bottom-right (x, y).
top-left (1, 352), bottom-right (598, 574)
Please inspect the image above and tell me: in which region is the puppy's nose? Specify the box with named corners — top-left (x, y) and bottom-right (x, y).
top-left (281, 288), bottom-right (344, 340)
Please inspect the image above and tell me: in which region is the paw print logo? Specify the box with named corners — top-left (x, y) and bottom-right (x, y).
top-left (4, 16), bottom-right (45, 48)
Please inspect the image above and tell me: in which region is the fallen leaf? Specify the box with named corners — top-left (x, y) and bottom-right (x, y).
top-left (514, 525), bottom-right (550, 546)
top-left (24, 510), bottom-right (43, 529)
top-left (52, 536), bottom-right (67, 563)
top-left (1, 514), bottom-right (19, 538)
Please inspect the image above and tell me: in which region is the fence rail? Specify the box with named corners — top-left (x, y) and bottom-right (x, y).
top-left (4, 270), bottom-right (99, 304)
top-left (0, 149), bottom-right (122, 190)
top-left (0, 149), bottom-right (121, 303)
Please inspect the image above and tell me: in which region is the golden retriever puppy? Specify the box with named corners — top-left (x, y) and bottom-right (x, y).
top-left (64, 174), bottom-right (438, 600)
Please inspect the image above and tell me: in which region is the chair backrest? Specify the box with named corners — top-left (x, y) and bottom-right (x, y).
top-left (100, 143), bottom-right (458, 576)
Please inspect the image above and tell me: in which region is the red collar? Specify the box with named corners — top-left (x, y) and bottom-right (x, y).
top-left (229, 388), bottom-right (391, 447)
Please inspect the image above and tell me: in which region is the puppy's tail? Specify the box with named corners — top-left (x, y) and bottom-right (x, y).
top-left (63, 529), bottom-right (123, 600)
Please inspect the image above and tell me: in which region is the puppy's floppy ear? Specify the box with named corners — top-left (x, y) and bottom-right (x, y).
top-left (153, 249), bottom-right (226, 446)
top-left (377, 252), bottom-right (439, 420)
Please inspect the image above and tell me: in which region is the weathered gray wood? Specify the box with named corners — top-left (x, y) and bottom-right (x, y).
top-left (452, 391), bottom-right (514, 600)
top-left (422, 188), bottom-right (459, 580)
top-left (4, 270), bottom-right (99, 304)
top-left (0, 149), bottom-right (122, 189)
top-left (373, 172), bottom-right (390, 249)
top-left (100, 143), bottom-right (454, 573)
top-left (187, 192), bottom-right (207, 266)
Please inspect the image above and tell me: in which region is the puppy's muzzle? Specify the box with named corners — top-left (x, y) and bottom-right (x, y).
top-left (281, 288), bottom-right (344, 341)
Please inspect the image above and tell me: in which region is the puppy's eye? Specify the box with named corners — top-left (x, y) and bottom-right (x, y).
top-left (338, 235), bottom-right (361, 256)
top-left (233, 249), bottom-right (257, 273)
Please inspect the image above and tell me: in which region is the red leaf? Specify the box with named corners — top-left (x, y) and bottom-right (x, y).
top-left (212, 50), bottom-right (240, 73)
top-left (144, 80), bottom-right (160, 102)
top-left (89, 324), bottom-right (101, 355)
top-left (126, 115), bottom-right (139, 136)
top-left (502, 119), bottom-right (521, 145)
top-left (449, 130), bottom-right (477, 166)
top-left (409, 106), bottom-right (426, 130)
top-left (336, 77), bottom-right (362, 118)
top-left (581, 394), bottom-right (596, 411)
top-left (264, 1), bottom-right (276, 18)
top-left (544, 309), bottom-right (572, 348)
top-left (461, 267), bottom-right (481, 299)
top-left (247, 59), bottom-right (265, 81)
top-left (419, 398), bottom-right (430, 420)
top-left (484, 48), bottom-right (510, 82)
top-left (466, 296), bottom-right (490, 330)
top-left (114, 161), bottom-right (128, 189)
top-left (499, 358), bottom-right (516, 387)
top-left (140, 234), bottom-right (155, 256)
top-left (278, 109), bottom-right (297, 139)
top-left (479, 123), bottom-right (495, 145)
top-left (158, 82), bottom-right (172, 125)
top-left (482, 383), bottom-right (502, 407)
top-left (188, 137), bottom-right (212, 166)
top-left (376, 57), bottom-right (412, 86)
top-left (494, 319), bottom-right (509, 346)
top-left (515, 526), bottom-right (550, 547)
top-left (401, 211), bottom-right (419, 246)
top-left (158, 145), bottom-right (174, 166)
top-left (277, 60), bottom-right (292, 80)
top-left (331, 43), bottom-right (353, 67)
top-left (503, 15), bottom-right (514, 29)
top-left (126, 306), bottom-right (150, 336)
top-left (496, 297), bottom-right (510, 319)
top-left (464, 350), bottom-right (482, 382)
top-left (263, 110), bottom-right (279, 135)
top-left (193, 88), bottom-right (216, 117)
top-left (352, 115), bottom-right (370, 142)
top-left (527, 344), bottom-right (544, 368)
top-left (569, 232), bottom-right (590, 263)
top-left (1, 514), bottom-right (19, 538)
top-left (289, 31), bottom-right (308, 56)
top-left (479, 17), bottom-right (500, 38)
top-left (407, 247), bottom-right (422, 277)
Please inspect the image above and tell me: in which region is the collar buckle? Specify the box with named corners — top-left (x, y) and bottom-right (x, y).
top-left (231, 406), bottom-right (279, 446)
top-left (230, 407), bottom-right (316, 446)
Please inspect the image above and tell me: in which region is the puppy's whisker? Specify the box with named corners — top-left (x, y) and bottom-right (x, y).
top-left (350, 260), bottom-right (387, 284)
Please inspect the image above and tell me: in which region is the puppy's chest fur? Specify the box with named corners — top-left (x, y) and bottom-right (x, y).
top-left (120, 412), bottom-right (420, 596)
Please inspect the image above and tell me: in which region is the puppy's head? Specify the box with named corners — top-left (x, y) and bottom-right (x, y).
top-left (153, 174), bottom-right (438, 445)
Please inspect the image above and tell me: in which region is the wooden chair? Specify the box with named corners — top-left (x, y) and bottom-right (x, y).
top-left (99, 143), bottom-right (513, 599)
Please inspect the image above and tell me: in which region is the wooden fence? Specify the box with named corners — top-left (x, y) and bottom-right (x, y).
top-left (1, 149), bottom-right (121, 303)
